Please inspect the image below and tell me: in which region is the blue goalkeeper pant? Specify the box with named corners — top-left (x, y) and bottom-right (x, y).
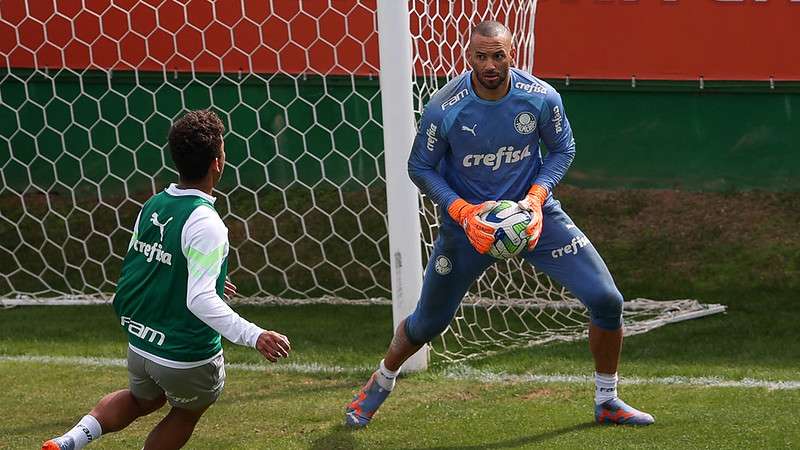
top-left (404, 199), bottom-right (624, 345)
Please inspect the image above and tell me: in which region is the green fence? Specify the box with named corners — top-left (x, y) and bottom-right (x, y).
top-left (548, 79), bottom-right (800, 191)
top-left (2, 70), bottom-right (799, 194)
top-left (0, 70), bottom-right (383, 198)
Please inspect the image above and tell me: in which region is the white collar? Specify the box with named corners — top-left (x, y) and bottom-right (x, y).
top-left (165, 183), bottom-right (216, 203)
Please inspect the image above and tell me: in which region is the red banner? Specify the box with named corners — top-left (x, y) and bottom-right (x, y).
top-left (0, 0), bottom-right (380, 75)
top-left (534, 0), bottom-right (800, 81)
top-left (1, 0), bottom-right (797, 81)
top-left (0, 0), bottom-right (526, 78)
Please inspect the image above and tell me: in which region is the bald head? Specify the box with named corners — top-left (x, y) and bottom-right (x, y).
top-left (471, 21), bottom-right (512, 43)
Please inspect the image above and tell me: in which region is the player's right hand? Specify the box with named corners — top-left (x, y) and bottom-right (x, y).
top-left (447, 198), bottom-right (497, 254)
top-left (256, 330), bottom-right (291, 362)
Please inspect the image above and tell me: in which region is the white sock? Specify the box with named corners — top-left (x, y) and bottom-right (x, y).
top-left (595, 372), bottom-right (618, 405)
top-left (56, 414), bottom-right (102, 449)
top-left (375, 359), bottom-right (399, 391)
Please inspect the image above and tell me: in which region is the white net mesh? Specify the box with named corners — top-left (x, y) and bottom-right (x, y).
top-left (410, 0), bottom-right (723, 362)
top-left (0, 1), bottom-right (390, 301)
top-left (0, 0), bottom-right (723, 362)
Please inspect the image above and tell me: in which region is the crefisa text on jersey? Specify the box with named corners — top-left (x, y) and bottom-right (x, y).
top-left (514, 81), bottom-right (547, 95)
top-left (425, 123), bottom-right (438, 151)
top-left (552, 105), bottom-right (563, 134)
top-left (462, 145), bottom-right (532, 171)
top-left (131, 239), bottom-right (173, 265)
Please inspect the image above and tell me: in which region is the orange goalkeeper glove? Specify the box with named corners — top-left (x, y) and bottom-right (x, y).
top-left (448, 199), bottom-right (497, 254)
top-left (517, 184), bottom-right (548, 251)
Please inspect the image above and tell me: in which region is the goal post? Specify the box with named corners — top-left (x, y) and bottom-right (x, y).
top-left (0, 0), bottom-right (725, 365)
top-left (376, 0), bottom-right (427, 372)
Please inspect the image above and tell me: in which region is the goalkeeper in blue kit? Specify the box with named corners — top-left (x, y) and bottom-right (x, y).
top-left (345, 21), bottom-right (654, 426)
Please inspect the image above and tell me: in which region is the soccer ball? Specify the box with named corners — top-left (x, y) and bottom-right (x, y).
top-left (480, 200), bottom-right (531, 259)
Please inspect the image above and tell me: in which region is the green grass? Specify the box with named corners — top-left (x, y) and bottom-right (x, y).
top-left (0, 304), bottom-right (391, 369)
top-left (1, 188), bottom-right (799, 448)
top-left (1, 358), bottom-right (798, 449)
top-left (1, 281), bottom-right (799, 449)
top-left (1, 287), bottom-right (798, 381)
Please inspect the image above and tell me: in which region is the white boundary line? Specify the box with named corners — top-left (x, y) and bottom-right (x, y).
top-left (2, 355), bottom-right (798, 391)
top-left (0, 354), bottom-right (370, 375)
top-left (442, 366), bottom-right (800, 391)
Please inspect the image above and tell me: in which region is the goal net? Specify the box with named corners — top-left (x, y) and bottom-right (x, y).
top-left (0, 0), bottom-right (724, 363)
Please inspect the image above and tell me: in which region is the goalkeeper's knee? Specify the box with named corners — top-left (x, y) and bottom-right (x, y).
top-left (404, 313), bottom-right (450, 345)
top-left (585, 288), bottom-right (624, 330)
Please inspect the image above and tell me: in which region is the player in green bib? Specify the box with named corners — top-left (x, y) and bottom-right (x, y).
top-left (44, 110), bottom-right (291, 450)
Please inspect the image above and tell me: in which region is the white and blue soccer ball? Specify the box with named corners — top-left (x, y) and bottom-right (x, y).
top-left (480, 200), bottom-right (532, 259)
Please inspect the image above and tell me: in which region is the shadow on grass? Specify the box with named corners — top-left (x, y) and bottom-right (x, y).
top-left (401, 422), bottom-right (596, 450)
top-left (4, 419), bottom-right (76, 437)
top-left (309, 424), bottom-right (361, 450)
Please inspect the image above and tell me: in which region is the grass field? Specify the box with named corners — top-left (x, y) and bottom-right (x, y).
top-left (2, 187), bottom-right (799, 448)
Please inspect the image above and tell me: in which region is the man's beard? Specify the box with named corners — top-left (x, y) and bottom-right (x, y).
top-left (477, 69), bottom-right (506, 90)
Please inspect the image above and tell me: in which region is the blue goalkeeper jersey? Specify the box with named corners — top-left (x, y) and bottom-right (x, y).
top-left (408, 68), bottom-right (576, 225)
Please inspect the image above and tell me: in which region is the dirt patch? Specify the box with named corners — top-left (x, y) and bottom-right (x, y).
top-left (551, 186), bottom-right (800, 291)
top-left (516, 388), bottom-right (555, 400)
top-left (555, 186), bottom-right (800, 246)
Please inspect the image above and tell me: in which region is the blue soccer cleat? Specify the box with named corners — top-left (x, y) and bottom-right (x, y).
top-left (345, 372), bottom-right (392, 427)
top-left (595, 398), bottom-right (655, 425)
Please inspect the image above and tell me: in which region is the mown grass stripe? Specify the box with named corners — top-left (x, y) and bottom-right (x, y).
top-left (0, 354), bottom-right (369, 374)
top-left (2, 354), bottom-right (798, 390)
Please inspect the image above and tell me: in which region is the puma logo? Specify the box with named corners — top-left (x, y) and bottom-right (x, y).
top-left (150, 212), bottom-right (173, 242)
top-left (461, 124), bottom-right (477, 136)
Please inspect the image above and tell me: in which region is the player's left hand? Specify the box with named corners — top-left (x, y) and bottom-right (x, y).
top-left (224, 276), bottom-right (237, 300)
top-left (518, 184), bottom-right (548, 251)
top-left (256, 330), bottom-right (291, 362)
